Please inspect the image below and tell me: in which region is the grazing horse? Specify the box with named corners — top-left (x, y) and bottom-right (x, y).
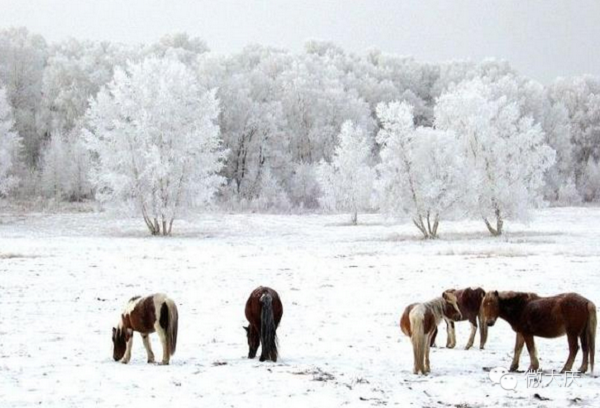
top-left (431, 287), bottom-right (488, 350)
top-left (112, 293), bottom-right (179, 365)
top-left (482, 291), bottom-right (596, 374)
top-left (400, 291), bottom-right (462, 374)
top-left (244, 286), bottom-right (283, 362)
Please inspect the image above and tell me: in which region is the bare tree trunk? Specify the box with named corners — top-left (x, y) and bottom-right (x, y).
top-left (483, 209), bottom-right (503, 236)
top-left (426, 213), bottom-right (440, 239)
top-left (351, 210), bottom-right (358, 225)
top-left (413, 217), bottom-right (429, 239)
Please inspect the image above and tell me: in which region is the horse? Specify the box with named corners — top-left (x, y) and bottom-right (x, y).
top-left (112, 293), bottom-right (179, 365)
top-left (430, 287), bottom-right (488, 350)
top-left (244, 286), bottom-right (283, 362)
top-left (482, 291), bottom-right (596, 374)
top-left (400, 290), bottom-right (462, 374)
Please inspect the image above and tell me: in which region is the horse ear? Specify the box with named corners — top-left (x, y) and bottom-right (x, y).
top-left (442, 291), bottom-right (449, 300)
top-left (494, 290), bottom-right (499, 297)
top-left (112, 327), bottom-right (116, 334)
top-left (243, 326), bottom-right (249, 333)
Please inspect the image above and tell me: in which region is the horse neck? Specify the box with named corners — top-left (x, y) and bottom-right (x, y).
top-left (498, 293), bottom-right (531, 324)
top-left (424, 297), bottom-right (445, 324)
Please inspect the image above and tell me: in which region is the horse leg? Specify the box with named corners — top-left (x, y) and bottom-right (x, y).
top-left (142, 334), bottom-right (155, 363)
top-left (424, 333), bottom-right (432, 373)
top-left (579, 330), bottom-right (589, 373)
top-left (446, 320), bottom-right (456, 349)
top-left (121, 335), bottom-right (134, 364)
top-left (412, 338), bottom-right (420, 374)
top-left (430, 326), bottom-right (438, 347)
top-left (524, 335), bottom-right (540, 371)
top-left (561, 333), bottom-right (579, 373)
top-left (510, 333), bottom-right (525, 371)
top-left (478, 312), bottom-right (488, 349)
top-left (465, 318), bottom-right (477, 350)
top-left (156, 326), bottom-right (170, 365)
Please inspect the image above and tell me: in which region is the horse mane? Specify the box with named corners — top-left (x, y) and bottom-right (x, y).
top-left (423, 297), bottom-right (446, 323)
top-left (498, 291), bottom-right (538, 318)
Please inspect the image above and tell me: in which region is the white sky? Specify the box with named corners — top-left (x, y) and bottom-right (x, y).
top-left (1, 0), bottom-right (599, 83)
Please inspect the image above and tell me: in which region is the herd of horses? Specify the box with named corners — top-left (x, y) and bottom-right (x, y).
top-left (111, 286), bottom-right (596, 377)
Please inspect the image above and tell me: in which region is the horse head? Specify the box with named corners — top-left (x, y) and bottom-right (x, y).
top-left (112, 326), bottom-right (130, 361)
top-left (442, 290), bottom-right (462, 320)
top-left (482, 290), bottom-right (500, 327)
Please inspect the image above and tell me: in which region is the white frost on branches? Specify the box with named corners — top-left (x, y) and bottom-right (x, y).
top-left (435, 77), bottom-right (556, 235)
top-left (0, 87), bottom-right (21, 196)
top-left (317, 121), bottom-right (375, 224)
top-left (84, 57), bottom-right (225, 235)
top-left (375, 102), bottom-right (467, 238)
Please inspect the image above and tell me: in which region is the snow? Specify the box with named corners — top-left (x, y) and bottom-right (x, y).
top-left (1, 207), bottom-right (599, 407)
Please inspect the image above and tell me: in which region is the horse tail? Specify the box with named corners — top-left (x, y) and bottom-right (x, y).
top-left (160, 299), bottom-right (178, 356)
top-left (409, 307), bottom-right (426, 374)
top-left (260, 293), bottom-right (278, 362)
top-left (587, 302), bottom-right (596, 374)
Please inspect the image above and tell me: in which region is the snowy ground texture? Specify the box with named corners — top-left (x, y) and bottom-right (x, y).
top-left (1, 207), bottom-right (599, 407)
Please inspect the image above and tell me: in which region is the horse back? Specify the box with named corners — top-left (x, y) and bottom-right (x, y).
top-left (520, 293), bottom-right (593, 338)
top-left (122, 295), bottom-right (158, 334)
top-left (456, 287), bottom-right (485, 321)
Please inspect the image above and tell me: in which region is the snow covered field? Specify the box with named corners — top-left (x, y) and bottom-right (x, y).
top-left (1, 207), bottom-right (599, 407)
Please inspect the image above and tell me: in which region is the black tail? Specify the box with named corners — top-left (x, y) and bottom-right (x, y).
top-left (260, 293), bottom-right (278, 362)
top-left (160, 300), bottom-right (178, 356)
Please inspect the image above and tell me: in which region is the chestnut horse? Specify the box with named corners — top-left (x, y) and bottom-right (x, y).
top-left (244, 286), bottom-right (283, 362)
top-left (112, 293), bottom-right (179, 365)
top-left (400, 291), bottom-right (462, 374)
top-left (482, 291), bottom-right (596, 373)
top-left (431, 287), bottom-right (488, 350)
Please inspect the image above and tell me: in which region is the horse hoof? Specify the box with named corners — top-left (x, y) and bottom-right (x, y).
top-left (509, 365), bottom-right (519, 372)
top-left (147, 359), bottom-right (155, 364)
top-left (578, 366), bottom-right (588, 374)
top-left (120, 360), bottom-right (129, 365)
top-left (465, 345), bottom-right (472, 350)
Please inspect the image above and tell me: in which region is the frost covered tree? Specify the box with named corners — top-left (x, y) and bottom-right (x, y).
top-left (0, 87), bottom-right (21, 196)
top-left (0, 28), bottom-right (47, 167)
top-left (317, 121), bottom-right (375, 224)
top-left (375, 102), bottom-right (467, 238)
top-left (435, 77), bottom-right (555, 236)
top-left (40, 132), bottom-right (71, 200)
top-left (85, 57), bottom-right (225, 235)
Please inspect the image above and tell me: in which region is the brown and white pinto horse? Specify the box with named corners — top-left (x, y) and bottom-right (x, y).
top-left (112, 294), bottom-right (179, 365)
top-left (431, 287), bottom-right (488, 350)
top-left (244, 286), bottom-right (283, 362)
top-left (482, 291), bottom-right (596, 373)
top-left (400, 291), bottom-right (462, 374)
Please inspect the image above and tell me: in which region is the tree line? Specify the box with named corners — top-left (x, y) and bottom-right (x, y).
top-left (0, 28), bottom-right (599, 235)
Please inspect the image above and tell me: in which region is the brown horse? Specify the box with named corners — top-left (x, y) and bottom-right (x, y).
top-left (431, 287), bottom-right (488, 350)
top-left (244, 286), bottom-right (283, 362)
top-left (400, 291), bottom-right (462, 374)
top-left (112, 293), bottom-right (179, 365)
top-left (482, 291), bottom-right (596, 373)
